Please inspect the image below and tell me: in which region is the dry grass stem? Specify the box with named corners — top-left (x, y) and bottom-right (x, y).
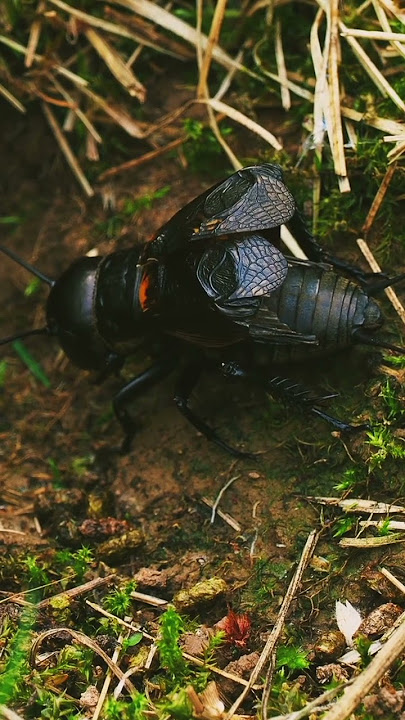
top-left (92, 630), bottom-right (126, 720)
top-left (387, 139), bottom-right (405, 162)
top-left (226, 529), bottom-right (319, 719)
top-left (340, 28), bottom-right (405, 43)
top-left (360, 519), bottom-right (405, 531)
top-left (357, 238), bottom-right (405, 325)
top-left (25, 0), bottom-right (45, 68)
top-left (37, 575), bottom-right (116, 609)
top-left (131, 590), bottom-right (168, 606)
top-left (323, 613), bottom-right (405, 720)
top-left (280, 225), bottom-right (308, 259)
top-left (50, 75), bottom-right (102, 143)
top-left (0, 83), bottom-right (25, 113)
top-left (377, 0), bottom-right (405, 24)
top-left (206, 101), bottom-right (242, 170)
top-left (380, 567), bottom-right (405, 595)
top-left (310, 496), bottom-right (405, 513)
top-left (0, 527), bottom-right (25, 535)
top-left (0, 34), bottom-right (88, 86)
top-left (197, 0), bottom-right (228, 97)
top-left (182, 652), bottom-right (263, 690)
top-left (105, 0), bottom-right (251, 77)
top-left (214, 48), bottom-right (245, 101)
top-left (199, 98), bottom-right (283, 150)
top-left (0, 707), bottom-right (25, 720)
top-left (341, 24), bottom-right (405, 113)
top-left (328, 2), bottom-right (350, 191)
top-left (75, 85), bottom-right (146, 137)
top-left (84, 27), bottom-right (146, 100)
top-left (30, 628), bottom-right (136, 693)
top-left (98, 136), bottom-right (185, 180)
top-left (86, 600), bottom-right (154, 640)
top-left (362, 161), bottom-right (397, 235)
top-left (201, 497), bottom-right (242, 532)
top-left (42, 102), bottom-right (94, 197)
top-left (209, 475), bottom-right (240, 525)
top-left (339, 534), bottom-right (405, 548)
top-left (340, 105), bottom-right (404, 135)
top-left (47, 0), bottom-right (153, 45)
top-left (274, 19), bottom-right (291, 110)
top-left (268, 683), bottom-right (353, 720)
top-left (254, 40), bottom-right (315, 101)
top-left (85, 601), bottom-right (259, 690)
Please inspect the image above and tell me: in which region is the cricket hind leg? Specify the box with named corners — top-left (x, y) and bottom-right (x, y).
top-left (174, 361), bottom-right (256, 458)
top-left (222, 362), bottom-right (366, 434)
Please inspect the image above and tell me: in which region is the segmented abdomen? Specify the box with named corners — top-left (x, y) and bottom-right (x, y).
top-left (265, 261), bottom-right (371, 362)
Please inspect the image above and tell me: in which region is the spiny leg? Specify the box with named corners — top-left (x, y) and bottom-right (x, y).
top-left (222, 363), bottom-right (365, 434)
top-left (174, 362), bottom-right (255, 458)
top-left (113, 358), bottom-right (175, 452)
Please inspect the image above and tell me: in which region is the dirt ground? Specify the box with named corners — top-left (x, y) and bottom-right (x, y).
top-left (1, 73), bottom-right (405, 717)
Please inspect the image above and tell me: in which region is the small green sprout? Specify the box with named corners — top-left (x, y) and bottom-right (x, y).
top-left (157, 606), bottom-right (189, 680)
top-left (334, 467), bottom-right (365, 493)
top-left (103, 581), bottom-right (136, 618)
top-left (24, 277), bottom-right (41, 297)
top-left (23, 555), bottom-right (50, 588)
top-left (379, 379), bottom-right (404, 420)
top-left (276, 645), bottom-right (310, 672)
top-left (333, 517), bottom-right (356, 538)
top-left (376, 518), bottom-right (393, 537)
top-left (355, 634), bottom-right (373, 667)
top-left (366, 426), bottom-right (405, 470)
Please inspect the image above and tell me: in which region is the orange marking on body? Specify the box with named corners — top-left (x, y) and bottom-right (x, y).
top-left (139, 273), bottom-right (151, 310)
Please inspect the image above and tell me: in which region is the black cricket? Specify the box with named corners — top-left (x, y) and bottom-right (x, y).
top-left (1, 164), bottom-right (404, 457)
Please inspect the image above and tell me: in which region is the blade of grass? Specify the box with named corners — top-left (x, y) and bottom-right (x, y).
top-left (12, 341), bottom-right (51, 388)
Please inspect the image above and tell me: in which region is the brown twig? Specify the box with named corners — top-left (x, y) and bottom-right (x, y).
top-left (225, 529), bottom-right (319, 719)
top-left (361, 161), bottom-right (397, 235)
top-left (30, 628), bottom-right (136, 693)
top-left (37, 575), bottom-right (116, 609)
top-left (98, 136), bottom-right (185, 180)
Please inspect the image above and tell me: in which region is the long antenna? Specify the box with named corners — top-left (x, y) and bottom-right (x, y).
top-left (0, 327), bottom-right (50, 347)
top-left (0, 243), bottom-right (55, 287)
top-left (367, 272), bottom-right (405, 297)
top-left (352, 328), bottom-right (405, 354)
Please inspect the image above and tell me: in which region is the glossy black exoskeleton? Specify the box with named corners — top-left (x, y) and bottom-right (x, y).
top-left (1, 164), bottom-right (403, 456)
